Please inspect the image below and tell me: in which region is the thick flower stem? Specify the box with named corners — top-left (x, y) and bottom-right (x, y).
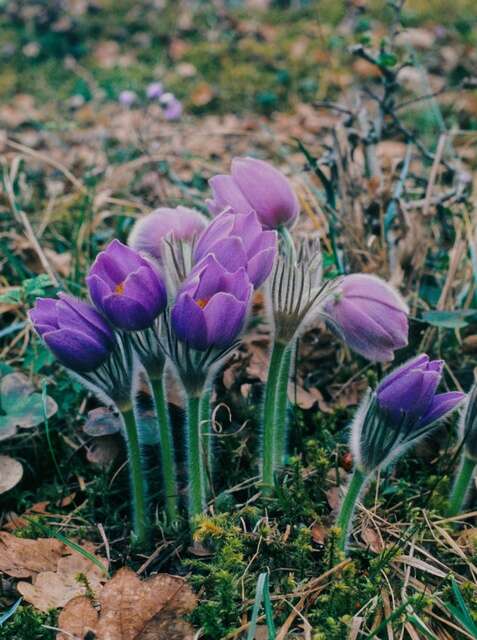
top-left (335, 467), bottom-right (367, 554)
top-left (150, 375), bottom-right (179, 523)
top-left (262, 340), bottom-right (289, 491)
top-left (187, 394), bottom-right (205, 520)
top-left (447, 455), bottom-right (477, 517)
top-left (274, 344), bottom-right (293, 468)
top-left (200, 388), bottom-right (212, 496)
top-left (120, 407), bottom-right (149, 547)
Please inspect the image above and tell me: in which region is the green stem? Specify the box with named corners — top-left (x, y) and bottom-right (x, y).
top-left (262, 340), bottom-right (288, 490)
top-left (151, 375), bottom-right (179, 523)
top-left (447, 454), bottom-right (477, 517)
top-left (120, 407), bottom-right (149, 547)
top-left (274, 345), bottom-right (293, 468)
top-left (335, 467), bottom-right (367, 554)
top-left (200, 388), bottom-right (212, 497)
top-left (187, 394), bottom-right (205, 520)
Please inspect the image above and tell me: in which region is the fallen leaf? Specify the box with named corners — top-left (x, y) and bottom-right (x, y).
top-left (361, 526), bottom-right (385, 553)
top-left (83, 407), bottom-right (122, 437)
top-left (0, 373), bottom-right (58, 441)
top-left (58, 568), bottom-right (197, 639)
top-left (86, 435), bottom-right (121, 467)
top-left (0, 532), bottom-right (65, 578)
top-left (18, 551), bottom-right (108, 612)
top-left (56, 596), bottom-right (99, 640)
top-left (191, 83), bottom-right (214, 107)
top-left (0, 456), bottom-right (23, 494)
top-left (311, 523), bottom-right (328, 545)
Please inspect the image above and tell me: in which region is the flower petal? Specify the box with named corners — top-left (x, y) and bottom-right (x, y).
top-left (203, 292), bottom-right (248, 347)
top-left (171, 293), bottom-right (209, 350)
top-left (44, 329), bottom-right (110, 372)
top-left (419, 391), bottom-right (466, 428)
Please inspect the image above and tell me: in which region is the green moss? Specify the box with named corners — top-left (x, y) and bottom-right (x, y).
top-left (0, 607), bottom-right (57, 640)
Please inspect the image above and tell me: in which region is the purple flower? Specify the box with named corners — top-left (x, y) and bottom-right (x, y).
top-left (207, 157), bottom-right (299, 230)
top-left (87, 240), bottom-right (167, 331)
top-left (119, 90), bottom-right (137, 107)
top-left (29, 294), bottom-right (115, 372)
top-left (129, 206), bottom-right (208, 262)
top-left (171, 255), bottom-right (252, 350)
top-left (325, 274), bottom-right (409, 362)
top-left (377, 354), bottom-right (465, 429)
top-left (194, 210), bottom-right (277, 287)
top-left (160, 93), bottom-right (182, 120)
top-left (146, 82), bottom-right (164, 100)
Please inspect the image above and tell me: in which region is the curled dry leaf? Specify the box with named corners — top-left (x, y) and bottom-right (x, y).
top-left (0, 532), bottom-right (65, 578)
top-left (0, 456), bottom-right (23, 494)
top-left (83, 407), bottom-right (122, 437)
top-left (18, 550), bottom-right (109, 612)
top-left (56, 567), bottom-right (197, 640)
top-left (0, 372), bottom-right (57, 441)
top-left (86, 435), bottom-right (122, 467)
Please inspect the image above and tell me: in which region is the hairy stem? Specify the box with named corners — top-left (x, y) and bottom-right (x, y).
top-left (274, 345), bottom-right (293, 468)
top-left (335, 467), bottom-right (367, 554)
top-left (150, 374), bottom-right (179, 523)
top-left (187, 394), bottom-right (205, 520)
top-left (262, 340), bottom-right (288, 490)
top-left (447, 454), bottom-right (476, 517)
top-left (200, 388), bottom-right (212, 497)
top-left (120, 407), bottom-right (149, 547)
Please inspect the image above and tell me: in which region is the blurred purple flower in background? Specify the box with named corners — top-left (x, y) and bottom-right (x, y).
top-left (29, 293), bottom-right (115, 372)
top-left (129, 206), bottom-right (207, 262)
top-left (325, 273), bottom-right (409, 362)
top-left (194, 210), bottom-right (277, 287)
top-left (376, 354), bottom-right (464, 429)
top-left (160, 92), bottom-right (183, 120)
top-left (118, 90), bottom-right (137, 107)
top-left (207, 157), bottom-right (299, 230)
top-left (146, 82), bottom-right (164, 100)
top-left (171, 255), bottom-right (252, 350)
top-left (87, 240), bottom-right (167, 331)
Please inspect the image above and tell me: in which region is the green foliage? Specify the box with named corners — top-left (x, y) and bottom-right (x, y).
top-left (0, 606), bottom-right (56, 640)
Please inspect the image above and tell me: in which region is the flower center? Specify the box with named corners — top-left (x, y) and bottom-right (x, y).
top-left (115, 282), bottom-right (125, 295)
top-left (196, 298), bottom-right (209, 309)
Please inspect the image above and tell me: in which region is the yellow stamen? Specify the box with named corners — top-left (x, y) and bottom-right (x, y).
top-left (115, 282), bottom-right (125, 295)
top-left (196, 298), bottom-right (209, 309)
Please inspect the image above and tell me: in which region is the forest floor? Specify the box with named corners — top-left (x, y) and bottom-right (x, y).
top-left (0, 0), bottom-right (477, 638)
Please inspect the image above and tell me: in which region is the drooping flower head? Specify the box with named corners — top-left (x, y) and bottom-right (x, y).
top-left (29, 294), bottom-right (115, 372)
top-left (87, 240), bottom-right (167, 331)
top-left (171, 254), bottom-right (252, 351)
top-left (207, 157), bottom-right (299, 230)
top-left (325, 273), bottom-right (409, 362)
top-left (351, 354), bottom-right (465, 473)
top-left (129, 206), bottom-right (208, 263)
top-left (194, 210), bottom-right (277, 288)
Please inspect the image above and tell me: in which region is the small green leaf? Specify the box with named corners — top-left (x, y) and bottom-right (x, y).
top-left (421, 309), bottom-right (477, 329)
top-left (378, 51), bottom-right (397, 67)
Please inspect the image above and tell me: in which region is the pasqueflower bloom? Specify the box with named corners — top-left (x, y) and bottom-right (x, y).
top-left (146, 82), bottom-right (164, 100)
top-left (325, 273), bottom-right (408, 362)
top-left (129, 206), bottom-right (207, 263)
top-left (29, 294), bottom-right (115, 372)
top-left (207, 157), bottom-right (299, 230)
top-left (171, 254), bottom-right (252, 351)
top-left (194, 210), bottom-right (277, 287)
top-left (119, 90), bottom-right (137, 107)
top-left (87, 240), bottom-right (167, 331)
top-left (160, 93), bottom-right (182, 120)
top-left (376, 354), bottom-right (465, 429)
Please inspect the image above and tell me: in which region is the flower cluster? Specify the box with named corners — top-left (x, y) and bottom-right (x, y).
top-left (119, 81), bottom-right (183, 120)
top-left (28, 155), bottom-right (467, 552)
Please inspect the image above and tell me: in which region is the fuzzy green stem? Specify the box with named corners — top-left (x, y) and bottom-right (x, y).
top-left (262, 340), bottom-right (288, 490)
top-left (151, 375), bottom-right (179, 523)
top-left (120, 407), bottom-right (149, 547)
top-left (447, 454), bottom-right (477, 517)
top-left (274, 345), bottom-right (293, 468)
top-left (200, 388), bottom-right (212, 497)
top-left (335, 467), bottom-right (367, 554)
top-left (187, 394), bottom-right (205, 519)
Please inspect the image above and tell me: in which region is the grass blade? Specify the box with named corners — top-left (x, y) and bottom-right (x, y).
top-left (247, 572), bottom-right (276, 640)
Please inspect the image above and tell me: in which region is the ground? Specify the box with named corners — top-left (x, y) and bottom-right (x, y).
top-left (0, 0), bottom-right (477, 638)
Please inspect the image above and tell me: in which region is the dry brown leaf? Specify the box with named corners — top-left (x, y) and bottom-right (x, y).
top-left (311, 523), bottom-right (328, 545)
top-left (56, 570), bottom-right (197, 640)
top-left (86, 434), bottom-right (121, 467)
top-left (0, 456), bottom-right (23, 494)
top-left (18, 550), bottom-right (108, 612)
top-left (56, 596), bottom-right (99, 640)
top-left (361, 526), bottom-right (385, 553)
top-left (0, 532), bottom-right (65, 578)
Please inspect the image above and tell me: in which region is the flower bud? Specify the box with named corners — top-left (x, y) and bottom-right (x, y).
top-left (129, 206), bottom-right (207, 263)
top-left (194, 210), bottom-right (277, 287)
top-left (207, 157), bottom-right (299, 230)
top-left (29, 294), bottom-right (115, 372)
top-left (87, 240), bottom-right (167, 331)
top-left (325, 273), bottom-right (409, 362)
top-left (171, 254), bottom-right (252, 351)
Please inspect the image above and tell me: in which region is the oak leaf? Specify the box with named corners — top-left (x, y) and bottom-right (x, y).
top-left (0, 532), bottom-right (65, 578)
